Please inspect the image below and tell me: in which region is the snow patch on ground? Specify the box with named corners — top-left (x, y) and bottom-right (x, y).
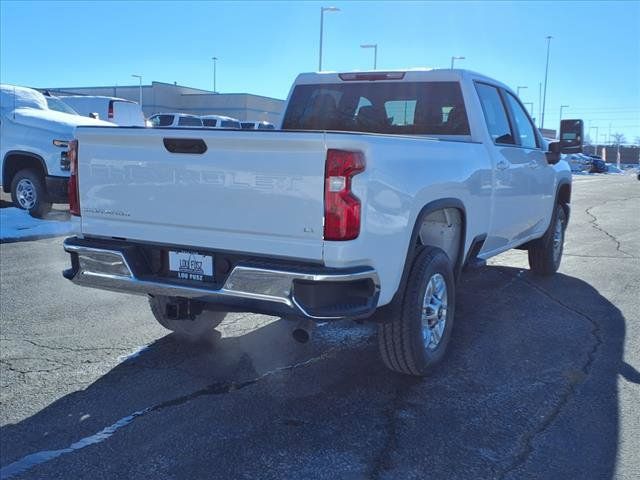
top-left (0, 207), bottom-right (72, 241)
top-left (605, 164), bottom-right (624, 174)
top-left (117, 345), bottom-right (151, 363)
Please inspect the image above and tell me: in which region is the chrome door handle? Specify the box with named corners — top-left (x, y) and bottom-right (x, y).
top-left (528, 160), bottom-right (539, 169)
top-left (497, 160), bottom-right (509, 170)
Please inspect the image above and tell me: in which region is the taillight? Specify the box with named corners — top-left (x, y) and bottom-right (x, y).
top-left (108, 101), bottom-right (114, 119)
top-left (68, 139), bottom-right (80, 216)
top-left (324, 149), bottom-right (365, 241)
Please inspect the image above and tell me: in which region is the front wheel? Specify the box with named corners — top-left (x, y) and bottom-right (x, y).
top-left (10, 169), bottom-right (52, 218)
top-left (528, 203), bottom-right (567, 276)
top-left (149, 296), bottom-right (226, 340)
top-left (378, 246), bottom-right (456, 376)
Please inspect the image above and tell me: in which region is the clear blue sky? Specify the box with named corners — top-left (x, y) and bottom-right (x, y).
top-left (1, 0), bottom-right (639, 141)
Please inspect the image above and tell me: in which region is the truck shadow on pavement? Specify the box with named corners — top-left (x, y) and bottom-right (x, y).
top-left (0, 266), bottom-right (633, 479)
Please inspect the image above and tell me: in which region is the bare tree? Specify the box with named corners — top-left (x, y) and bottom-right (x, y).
top-left (611, 132), bottom-right (626, 145)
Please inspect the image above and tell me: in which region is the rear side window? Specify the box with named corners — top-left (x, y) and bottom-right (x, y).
top-left (282, 81), bottom-right (470, 135)
top-left (257, 123), bottom-right (275, 130)
top-left (241, 122), bottom-right (254, 129)
top-left (504, 92), bottom-right (538, 149)
top-left (202, 118), bottom-right (218, 127)
top-left (178, 116), bottom-right (203, 127)
top-left (475, 83), bottom-right (515, 145)
top-left (150, 115), bottom-right (174, 127)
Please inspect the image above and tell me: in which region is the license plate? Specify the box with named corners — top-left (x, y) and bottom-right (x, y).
top-left (168, 250), bottom-right (214, 282)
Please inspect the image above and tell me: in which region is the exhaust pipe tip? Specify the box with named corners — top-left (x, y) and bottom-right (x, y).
top-left (291, 318), bottom-right (316, 344)
top-left (292, 328), bottom-right (311, 343)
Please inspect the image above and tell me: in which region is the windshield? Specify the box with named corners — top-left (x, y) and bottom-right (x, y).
top-left (45, 96), bottom-right (79, 115)
top-left (282, 81), bottom-right (470, 136)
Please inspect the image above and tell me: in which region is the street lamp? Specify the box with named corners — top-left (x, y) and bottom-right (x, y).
top-left (450, 56), bottom-right (465, 69)
top-left (541, 35), bottom-right (553, 128)
top-left (211, 57), bottom-right (218, 93)
top-left (516, 86), bottom-right (528, 97)
top-left (360, 44), bottom-right (378, 70)
top-left (131, 74), bottom-right (142, 108)
top-left (559, 104), bottom-right (569, 121)
top-left (319, 6), bottom-right (340, 71)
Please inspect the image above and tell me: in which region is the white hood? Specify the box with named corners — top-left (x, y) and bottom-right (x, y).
top-left (1, 83), bottom-right (114, 138)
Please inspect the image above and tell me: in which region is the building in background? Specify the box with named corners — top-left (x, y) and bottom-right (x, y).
top-left (43, 81), bottom-right (285, 124)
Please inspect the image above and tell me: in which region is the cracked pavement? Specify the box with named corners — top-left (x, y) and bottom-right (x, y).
top-left (1, 173), bottom-right (638, 479)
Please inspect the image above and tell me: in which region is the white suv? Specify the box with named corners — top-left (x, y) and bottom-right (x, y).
top-left (201, 115), bottom-right (241, 129)
top-left (148, 113), bottom-right (203, 128)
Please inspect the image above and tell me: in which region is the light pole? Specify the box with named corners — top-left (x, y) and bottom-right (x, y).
top-left (450, 56), bottom-right (465, 69)
top-left (590, 126), bottom-right (599, 155)
top-left (524, 102), bottom-right (534, 116)
top-left (319, 6), bottom-right (340, 71)
top-left (360, 44), bottom-right (378, 70)
top-left (516, 86), bottom-right (528, 97)
top-left (541, 35), bottom-right (553, 128)
top-left (538, 82), bottom-right (542, 127)
top-left (559, 104), bottom-right (569, 122)
top-left (211, 57), bottom-right (218, 93)
top-left (131, 74), bottom-right (142, 108)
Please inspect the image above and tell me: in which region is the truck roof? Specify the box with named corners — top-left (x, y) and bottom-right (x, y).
top-left (292, 69), bottom-right (511, 93)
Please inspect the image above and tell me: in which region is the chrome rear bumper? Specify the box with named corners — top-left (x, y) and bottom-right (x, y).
top-left (63, 237), bottom-right (379, 320)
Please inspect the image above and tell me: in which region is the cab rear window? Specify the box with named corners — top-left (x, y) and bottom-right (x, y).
top-left (282, 81), bottom-right (469, 135)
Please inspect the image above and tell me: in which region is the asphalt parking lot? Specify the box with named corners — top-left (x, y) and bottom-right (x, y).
top-left (1, 173), bottom-right (638, 479)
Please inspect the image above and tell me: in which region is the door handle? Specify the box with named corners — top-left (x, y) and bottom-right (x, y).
top-left (496, 160), bottom-right (509, 170)
top-left (528, 160), bottom-right (539, 169)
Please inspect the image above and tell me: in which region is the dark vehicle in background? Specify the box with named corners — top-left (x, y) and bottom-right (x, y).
top-left (588, 155), bottom-right (607, 173)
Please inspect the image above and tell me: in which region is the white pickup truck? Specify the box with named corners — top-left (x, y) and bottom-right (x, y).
top-left (62, 69), bottom-right (583, 376)
top-left (0, 84), bottom-right (112, 217)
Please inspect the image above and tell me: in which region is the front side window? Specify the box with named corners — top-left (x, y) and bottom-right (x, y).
top-left (202, 118), bottom-right (218, 127)
top-left (282, 81), bottom-right (470, 136)
top-left (504, 92), bottom-right (538, 149)
top-left (475, 83), bottom-right (515, 145)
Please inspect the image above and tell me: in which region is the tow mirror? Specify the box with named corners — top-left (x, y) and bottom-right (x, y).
top-left (558, 119), bottom-right (583, 154)
top-left (546, 141), bottom-right (561, 164)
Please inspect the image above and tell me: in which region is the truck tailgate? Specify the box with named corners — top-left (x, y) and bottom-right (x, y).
top-left (75, 128), bottom-right (327, 261)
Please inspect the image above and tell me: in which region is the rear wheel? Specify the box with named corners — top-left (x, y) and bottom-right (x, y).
top-left (10, 169), bottom-right (52, 218)
top-left (149, 296), bottom-right (226, 340)
top-left (378, 246), bottom-right (456, 376)
top-left (528, 203), bottom-right (567, 276)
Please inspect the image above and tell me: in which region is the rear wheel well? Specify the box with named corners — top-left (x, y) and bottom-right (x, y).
top-left (371, 202), bottom-right (466, 322)
top-left (417, 208), bottom-right (464, 272)
top-left (2, 152), bottom-right (47, 193)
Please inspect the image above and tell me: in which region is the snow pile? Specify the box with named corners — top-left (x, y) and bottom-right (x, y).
top-left (605, 164), bottom-right (624, 174)
top-left (0, 207), bottom-right (72, 241)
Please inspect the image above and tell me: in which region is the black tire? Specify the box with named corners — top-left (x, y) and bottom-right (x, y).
top-left (10, 169), bottom-right (52, 218)
top-left (149, 296), bottom-right (226, 340)
top-left (528, 203), bottom-right (567, 276)
top-left (378, 246), bottom-right (456, 376)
